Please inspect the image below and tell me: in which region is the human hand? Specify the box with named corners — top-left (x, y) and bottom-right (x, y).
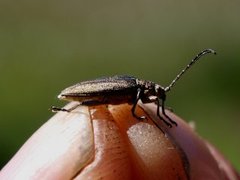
top-left (0, 102), bottom-right (239, 179)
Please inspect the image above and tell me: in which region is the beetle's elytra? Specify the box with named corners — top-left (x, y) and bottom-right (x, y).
top-left (52, 49), bottom-right (216, 128)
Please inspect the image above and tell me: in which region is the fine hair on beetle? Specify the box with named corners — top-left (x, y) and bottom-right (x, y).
top-left (52, 49), bottom-right (216, 128)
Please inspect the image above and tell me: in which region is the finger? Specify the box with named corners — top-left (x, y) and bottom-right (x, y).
top-left (141, 102), bottom-right (239, 180)
top-left (0, 102), bottom-right (94, 180)
top-left (76, 103), bottom-right (188, 179)
top-left (205, 141), bottom-right (240, 180)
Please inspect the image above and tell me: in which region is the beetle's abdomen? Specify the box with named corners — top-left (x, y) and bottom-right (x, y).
top-left (58, 75), bottom-right (139, 105)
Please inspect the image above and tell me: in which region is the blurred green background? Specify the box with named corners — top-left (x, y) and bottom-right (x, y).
top-left (0, 0), bottom-right (239, 171)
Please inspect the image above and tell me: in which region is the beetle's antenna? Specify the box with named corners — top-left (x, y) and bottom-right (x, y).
top-left (165, 49), bottom-right (216, 92)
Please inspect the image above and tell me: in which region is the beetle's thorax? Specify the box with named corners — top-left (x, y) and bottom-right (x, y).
top-left (154, 84), bottom-right (166, 100)
top-left (136, 79), bottom-right (165, 99)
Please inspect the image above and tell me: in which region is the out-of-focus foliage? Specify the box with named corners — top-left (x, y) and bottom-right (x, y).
top-left (0, 0), bottom-right (239, 170)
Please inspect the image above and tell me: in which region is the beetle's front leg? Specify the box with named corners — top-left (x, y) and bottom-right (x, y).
top-left (159, 99), bottom-right (177, 127)
top-left (141, 96), bottom-right (174, 127)
top-left (156, 99), bottom-right (173, 128)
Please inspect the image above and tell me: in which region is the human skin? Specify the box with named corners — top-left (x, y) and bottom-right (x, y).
top-left (0, 102), bottom-right (239, 180)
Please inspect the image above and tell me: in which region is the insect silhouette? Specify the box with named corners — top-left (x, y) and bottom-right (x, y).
top-left (52, 49), bottom-right (216, 128)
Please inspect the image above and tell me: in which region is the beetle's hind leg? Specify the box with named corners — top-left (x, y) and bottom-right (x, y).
top-left (51, 106), bottom-right (70, 112)
top-left (131, 88), bottom-right (146, 120)
top-left (51, 103), bottom-right (80, 113)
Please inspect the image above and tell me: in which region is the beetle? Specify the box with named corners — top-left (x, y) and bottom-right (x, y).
top-left (52, 49), bottom-right (216, 128)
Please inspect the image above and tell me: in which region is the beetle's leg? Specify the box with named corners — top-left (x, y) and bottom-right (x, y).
top-left (156, 98), bottom-right (172, 127)
top-left (161, 99), bottom-right (178, 126)
top-left (51, 103), bottom-right (80, 113)
top-left (51, 106), bottom-right (70, 112)
top-left (131, 88), bottom-right (145, 120)
top-left (153, 101), bottom-right (173, 112)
